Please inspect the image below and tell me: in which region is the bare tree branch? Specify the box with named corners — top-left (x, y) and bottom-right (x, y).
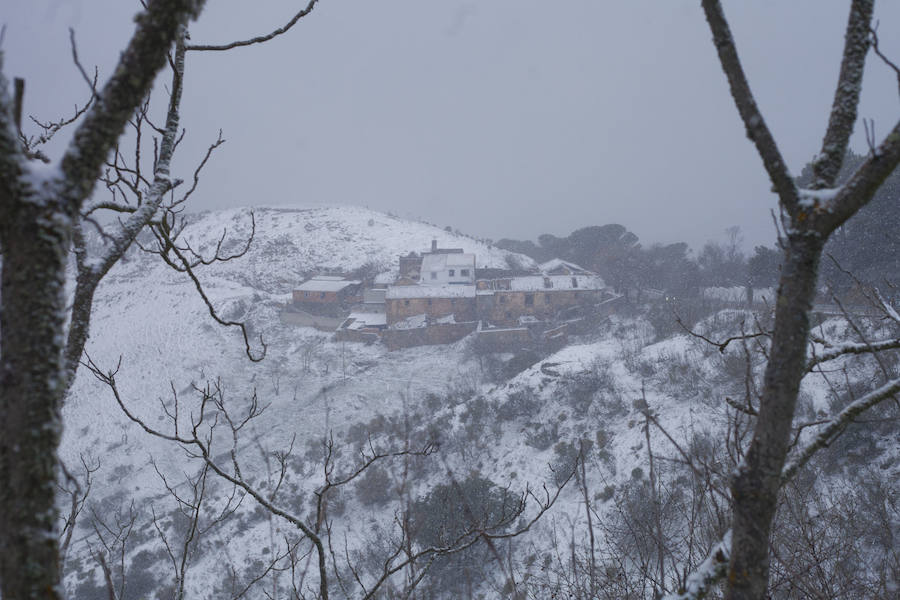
top-left (809, 0), bottom-right (873, 188)
top-left (806, 337), bottom-right (900, 372)
top-left (781, 376), bottom-right (900, 482)
top-left (699, 0), bottom-right (800, 216)
top-left (186, 0), bottom-right (319, 52)
top-left (677, 315), bottom-right (769, 354)
top-left (870, 21), bottom-right (900, 101)
top-left (57, 0), bottom-right (206, 211)
top-left (0, 4), bottom-right (209, 598)
top-left (813, 118), bottom-right (900, 233)
top-left (63, 27), bottom-right (190, 387)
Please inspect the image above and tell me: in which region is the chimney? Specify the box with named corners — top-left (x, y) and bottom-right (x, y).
top-left (431, 239), bottom-right (437, 252)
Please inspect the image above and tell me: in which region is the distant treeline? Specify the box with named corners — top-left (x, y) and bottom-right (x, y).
top-left (497, 151), bottom-right (900, 300)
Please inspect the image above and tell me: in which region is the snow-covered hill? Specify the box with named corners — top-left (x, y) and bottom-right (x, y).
top-left (59, 205), bottom-right (899, 599)
top-left (60, 205), bottom-right (541, 597)
top-left (109, 205), bottom-right (533, 293)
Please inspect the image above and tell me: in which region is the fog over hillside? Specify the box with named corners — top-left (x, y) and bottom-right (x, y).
top-left (3, 2), bottom-right (900, 599)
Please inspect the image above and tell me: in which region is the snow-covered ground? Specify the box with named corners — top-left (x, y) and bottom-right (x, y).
top-left (59, 206), bottom-right (899, 599)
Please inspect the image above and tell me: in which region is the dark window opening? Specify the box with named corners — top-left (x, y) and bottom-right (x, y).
top-left (525, 294), bottom-right (534, 306)
top-left (460, 269), bottom-right (469, 276)
top-left (572, 277), bottom-right (578, 288)
top-left (449, 269), bottom-right (455, 276)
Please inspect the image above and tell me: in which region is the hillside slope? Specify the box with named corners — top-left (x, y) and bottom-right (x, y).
top-left (59, 206), bottom-right (899, 599)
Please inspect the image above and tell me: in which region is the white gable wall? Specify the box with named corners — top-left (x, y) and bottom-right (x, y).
top-left (420, 253), bottom-right (476, 285)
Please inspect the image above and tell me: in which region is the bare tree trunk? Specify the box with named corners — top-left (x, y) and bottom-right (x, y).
top-left (644, 405), bottom-right (666, 597)
top-left (0, 202), bottom-right (71, 599)
top-left (0, 3), bottom-right (206, 597)
top-left (685, 2), bottom-right (900, 599)
top-left (727, 237), bottom-right (822, 599)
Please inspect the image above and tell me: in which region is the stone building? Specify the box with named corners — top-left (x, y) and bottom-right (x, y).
top-left (292, 276), bottom-right (362, 315)
top-left (476, 274), bottom-right (608, 326)
top-left (398, 253), bottom-right (423, 280)
top-left (385, 285), bottom-right (477, 325)
top-left (314, 248), bottom-right (617, 349)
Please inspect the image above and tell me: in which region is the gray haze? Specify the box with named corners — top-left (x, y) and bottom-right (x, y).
top-left (4, 0), bottom-right (900, 251)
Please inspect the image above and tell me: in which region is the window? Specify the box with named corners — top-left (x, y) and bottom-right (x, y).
top-left (499, 295), bottom-right (507, 304)
top-left (451, 299), bottom-right (456, 305)
top-left (404, 300), bottom-right (410, 306)
top-left (572, 277), bottom-right (578, 288)
top-left (430, 272), bottom-right (437, 280)
top-left (543, 277), bottom-right (552, 289)
top-left (320, 292), bottom-right (326, 298)
top-left (525, 294), bottom-right (534, 306)
top-left (449, 269), bottom-right (455, 276)
top-left (460, 269), bottom-right (469, 276)
top-left (427, 299), bottom-right (432, 306)
top-left (305, 291), bottom-right (310, 298)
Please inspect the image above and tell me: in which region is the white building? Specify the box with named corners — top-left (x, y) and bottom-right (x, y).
top-left (420, 252), bottom-right (476, 285)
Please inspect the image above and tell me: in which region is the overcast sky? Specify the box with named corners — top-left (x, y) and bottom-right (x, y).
top-left (4, 1), bottom-right (900, 252)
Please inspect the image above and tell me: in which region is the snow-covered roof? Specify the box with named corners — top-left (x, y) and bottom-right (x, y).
top-left (295, 277), bottom-right (361, 293)
top-left (386, 285), bottom-right (476, 299)
top-left (421, 253), bottom-right (475, 272)
top-left (389, 313), bottom-right (428, 330)
top-left (538, 258), bottom-right (593, 275)
top-left (344, 312), bottom-right (387, 329)
top-left (504, 275), bottom-right (606, 292)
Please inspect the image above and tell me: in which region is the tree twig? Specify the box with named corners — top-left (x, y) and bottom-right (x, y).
top-left (186, 0), bottom-right (319, 52)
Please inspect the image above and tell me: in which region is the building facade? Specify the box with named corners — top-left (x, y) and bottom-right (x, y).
top-left (385, 285), bottom-right (477, 325)
top-left (292, 276), bottom-right (362, 314)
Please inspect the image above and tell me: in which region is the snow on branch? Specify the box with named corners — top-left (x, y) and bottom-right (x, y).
top-left (64, 29), bottom-right (191, 386)
top-left (809, 0), bottom-right (873, 189)
top-left (876, 289), bottom-right (900, 323)
top-left (781, 376), bottom-right (900, 483)
top-left (806, 337), bottom-right (900, 372)
top-left (814, 117), bottom-right (900, 233)
top-left (661, 530), bottom-right (732, 600)
top-left (797, 187), bottom-right (839, 208)
top-left (58, 0), bottom-right (205, 210)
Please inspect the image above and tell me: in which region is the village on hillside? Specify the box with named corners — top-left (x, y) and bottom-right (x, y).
top-left (283, 240), bottom-right (623, 350)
